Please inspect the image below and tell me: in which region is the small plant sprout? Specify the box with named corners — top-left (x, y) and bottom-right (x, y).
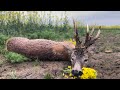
top-left (44, 73), bottom-right (54, 79)
top-left (10, 70), bottom-right (18, 79)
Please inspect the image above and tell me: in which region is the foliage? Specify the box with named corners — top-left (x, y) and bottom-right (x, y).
top-left (0, 34), bottom-right (10, 54)
top-left (0, 11), bottom-right (86, 39)
top-left (68, 38), bottom-right (76, 46)
top-left (0, 33), bottom-right (9, 46)
top-left (5, 52), bottom-right (28, 63)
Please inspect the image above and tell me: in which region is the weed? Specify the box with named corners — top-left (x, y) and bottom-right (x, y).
top-left (0, 60), bottom-right (3, 66)
top-left (33, 59), bottom-right (39, 67)
top-left (44, 73), bottom-right (54, 79)
top-left (9, 70), bottom-right (18, 79)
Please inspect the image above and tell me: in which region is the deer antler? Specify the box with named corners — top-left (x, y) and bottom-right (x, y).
top-left (84, 25), bottom-right (101, 49)
top-left (73, 18), bottom-right (81, 48)
top-left (73, 19), bottom-right (101, 50)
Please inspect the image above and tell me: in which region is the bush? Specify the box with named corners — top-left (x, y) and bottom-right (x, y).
top-left (27, 30), bottom-right (61, 40)
top-left (39, 30), bottom-right (60, 40)
top-left (0, 34), bottom-right (9, 55)
top-left (0, 34), bottom-right (9, 46)
top-left (5, 52), bottom-right (28, 63)
top-left (27, 33), bottom-right (39, 39)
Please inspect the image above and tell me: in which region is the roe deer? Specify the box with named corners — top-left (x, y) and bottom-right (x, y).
top-left (70, 19), bottom-right (101, 76)
top-left (6, 19), bottom-right (101, 77)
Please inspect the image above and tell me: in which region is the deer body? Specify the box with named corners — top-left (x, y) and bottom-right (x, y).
top-left (6, 37), bottom-right (75, 61)
top-left (6, 19), bottom-right (101, 77)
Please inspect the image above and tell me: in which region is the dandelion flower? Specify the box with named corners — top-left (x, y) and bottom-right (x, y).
top-left (68, 66), bottom-right (72, 69)
top-left (69, 39), bottom-right (76, 46)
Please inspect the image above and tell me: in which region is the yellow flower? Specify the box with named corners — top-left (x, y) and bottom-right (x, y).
top-left (69, 73), bottom-right (73, 77)
top-left (69, 38), bottom-right (76, 46)
top-left (73, 76), bottom-right (77, 79)
top-left (80, 67), bottom-right (97, 79)
top-left (71, 77), bottom-right (74, 79)
top-left (64, 75), bottom-right (69, 78)
top-left (63, 66), bottom-right (97, 79)
top-left (63, 73), bottom-right (65, 76)
top-left (68, 66), bottom-right (72, 69)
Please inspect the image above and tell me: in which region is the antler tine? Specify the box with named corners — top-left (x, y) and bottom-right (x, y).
top-left (90, 27), bottom-right (95, 36)
top-left (94, 26), bottom-right (101, 39)
top-left (95, 29), bottom-right (101, 39)
top-left (73, 18), bottom-right (81, 47)
top-left (87, 24), bottom-right (89, 33)
top-left (84, 26), bottom-right (101, 49)
top-left (85, 24), bottom-right (90, 46)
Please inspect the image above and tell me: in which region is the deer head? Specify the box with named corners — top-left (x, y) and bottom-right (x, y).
top-left (71, 19), bottom-right (101, 77)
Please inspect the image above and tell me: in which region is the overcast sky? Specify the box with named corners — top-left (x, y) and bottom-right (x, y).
top-left (50, 11), bottom-right (120, 26)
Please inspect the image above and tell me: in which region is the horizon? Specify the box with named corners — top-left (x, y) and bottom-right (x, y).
top-left (2, 11), bottom-right (120, 26)
top-left (45, 11), bottom-right (120, 26)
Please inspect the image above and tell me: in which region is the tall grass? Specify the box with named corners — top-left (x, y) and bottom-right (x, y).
top-left (0, 11), bottom-right (85, 40)
top-left (0, 11), bottom-right (120, 40)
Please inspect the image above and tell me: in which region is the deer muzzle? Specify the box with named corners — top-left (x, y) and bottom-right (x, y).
top-left (71, 61), bottom-right (83, 77)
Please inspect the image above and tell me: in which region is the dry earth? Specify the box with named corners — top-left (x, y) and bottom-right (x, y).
top-left (0, 33), bottom-right (120, 79)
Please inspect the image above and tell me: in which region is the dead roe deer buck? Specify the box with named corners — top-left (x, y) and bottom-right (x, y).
top-left (6, 19), bottom-right (101, 77)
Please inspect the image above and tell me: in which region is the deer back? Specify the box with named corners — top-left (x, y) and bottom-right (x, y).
top-left (6, 37), bottom-right (75, 61)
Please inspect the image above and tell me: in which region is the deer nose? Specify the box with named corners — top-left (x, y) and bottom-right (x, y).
top-left (72, 70), bottom-right (83, 76)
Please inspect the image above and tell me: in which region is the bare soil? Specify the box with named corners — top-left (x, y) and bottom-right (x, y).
top-left (0, 33), bottom-right (120, 79)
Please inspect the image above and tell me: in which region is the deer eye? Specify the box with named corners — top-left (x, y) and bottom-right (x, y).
top-left (71, 58), bottom-right (74, 61)
top-left (84, 59), bottom-right (88, 62)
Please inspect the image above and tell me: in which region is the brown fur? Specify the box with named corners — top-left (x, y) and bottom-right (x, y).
top-left (6, 37), bottom-right (75, 61)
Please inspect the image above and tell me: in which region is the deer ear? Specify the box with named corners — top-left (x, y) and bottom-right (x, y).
top-left (63, 45), bottom-right (74, 55)
top-left (87, 45), bottom-right (96, 54)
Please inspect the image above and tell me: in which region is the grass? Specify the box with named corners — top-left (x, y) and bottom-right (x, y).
top-left (44, 73), bottom-right (54, 79)
top-left (4, 52), bottom-right (28, 63)
top-left (101, 29), bottom-right (120, 36)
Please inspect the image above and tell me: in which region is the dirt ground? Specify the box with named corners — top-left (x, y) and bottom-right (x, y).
top-left (0, 33), bottom-right (120, 79)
